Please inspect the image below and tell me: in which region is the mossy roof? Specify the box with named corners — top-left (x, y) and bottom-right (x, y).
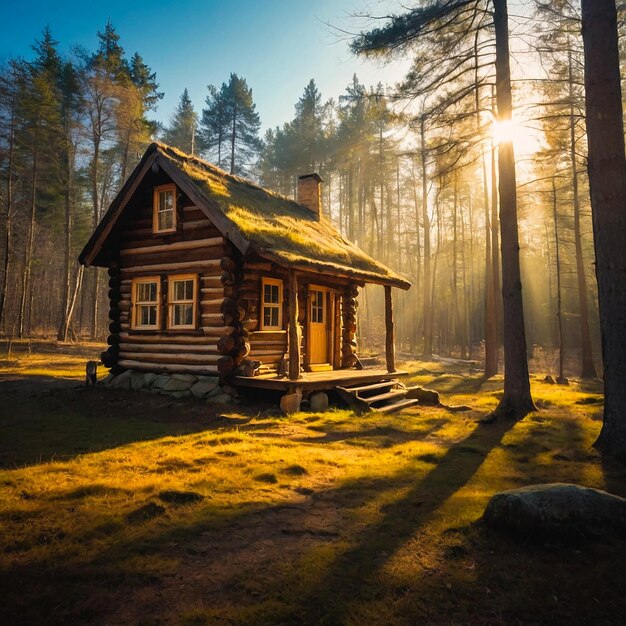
top-left (80, 142), bottom-right (411, 289)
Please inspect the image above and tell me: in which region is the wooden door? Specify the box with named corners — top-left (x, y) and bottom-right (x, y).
top-left (308, 286), bottom-right (332, 367)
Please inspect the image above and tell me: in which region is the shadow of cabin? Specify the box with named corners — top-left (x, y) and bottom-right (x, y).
top-left (78, 142), bottom-right (411, 411)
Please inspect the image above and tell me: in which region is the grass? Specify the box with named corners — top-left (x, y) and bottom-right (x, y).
top-left (1, 348), bottom-right (625, 625)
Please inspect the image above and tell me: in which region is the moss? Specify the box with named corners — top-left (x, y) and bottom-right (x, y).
top-left (155, 143), bottom-right (410, 289)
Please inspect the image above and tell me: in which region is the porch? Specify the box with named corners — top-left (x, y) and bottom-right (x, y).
top-left (233, 367), bottom-right (408, 392)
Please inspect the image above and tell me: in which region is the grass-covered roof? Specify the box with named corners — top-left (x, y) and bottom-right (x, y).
top-left (81, 142), bottom-right (410, 289)
top-left (154, 143), bottom-right (410, 289)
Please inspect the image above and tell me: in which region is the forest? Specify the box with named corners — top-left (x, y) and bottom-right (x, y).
top-left (3, 1), bottom-right (626, 623)
top-left (0, 1), bottom-right (619, 386)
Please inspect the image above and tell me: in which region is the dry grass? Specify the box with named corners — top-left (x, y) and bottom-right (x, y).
top-left (1, 348), bottom-right (624, 625)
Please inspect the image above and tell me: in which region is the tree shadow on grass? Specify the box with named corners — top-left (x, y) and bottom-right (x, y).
top-left (0, 380), bottom-right (255, 468)
top-left (288, 418), bottom-right (517, 624)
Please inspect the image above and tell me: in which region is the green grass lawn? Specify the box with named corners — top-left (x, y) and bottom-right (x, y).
top-left (0, 350), bottom-right (624, 625)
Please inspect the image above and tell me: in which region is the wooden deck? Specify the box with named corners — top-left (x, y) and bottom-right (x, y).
top-left (233, 368), bottom-right (408, 392)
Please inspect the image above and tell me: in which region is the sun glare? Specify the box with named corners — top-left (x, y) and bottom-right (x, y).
top-left (491, 118), bottom-right (541, 158)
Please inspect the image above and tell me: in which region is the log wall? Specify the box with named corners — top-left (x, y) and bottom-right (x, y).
top-left (101, 191), bottom-right (232, 377)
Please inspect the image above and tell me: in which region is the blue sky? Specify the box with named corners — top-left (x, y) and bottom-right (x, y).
top-left (1, 0), bottom-right (408, 132)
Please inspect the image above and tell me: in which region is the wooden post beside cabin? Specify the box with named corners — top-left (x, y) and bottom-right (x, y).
top-left (288, 269), bottom-right (300, 380)
top-left (384, 285), bottom-right (396, 374)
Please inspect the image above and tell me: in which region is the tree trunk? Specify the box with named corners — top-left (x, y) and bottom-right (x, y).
top-left (490, 0), bottom-right (535, 419)
top-left (581, 0), bottom-right (626, 457)
top-left (58, 129), bottom-right (74, 341)
top-left (0, 95), bottom-right (15, 330)
top-left (18, 119), bottom-right (40, 339)
top-left (90, 135), bottom-right (101, 340)
top-left (230, 99), bottom-right (237, 175)
top-left (552, 178), bottom-right (566, 383)
top-left (421, 116), bottom-right (433, 358)
top-left (568, 49), bottom-right (597, 379)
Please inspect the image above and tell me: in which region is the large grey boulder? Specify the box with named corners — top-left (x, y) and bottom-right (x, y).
top-left (483, 483), bottom-right (626, 539)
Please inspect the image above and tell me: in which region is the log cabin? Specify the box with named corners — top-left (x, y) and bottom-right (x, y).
top-left (79, 142), bottom-right (415, 412)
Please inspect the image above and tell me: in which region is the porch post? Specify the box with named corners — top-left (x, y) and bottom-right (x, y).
top-left (288, 269), bottom-right (301, 380)
top-left (384, 285), bottom-right (396, 373)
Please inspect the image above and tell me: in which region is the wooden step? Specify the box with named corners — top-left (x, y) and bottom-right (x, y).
top-left (347, 380), bottom-right (398, 395)
top-left (374, 398), bottom-right (420, 413)
top-left (363, 389), bottom-right (408, 405)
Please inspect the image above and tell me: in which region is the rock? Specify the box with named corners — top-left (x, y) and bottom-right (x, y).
top-left (190, 380), bottom-right (219, 398)
top-left (170, 390), bottom-right (191, 399)
top-left (405, 385), bottom-right (439, 405)
top-left (109, 369), bottom-right (131, 390)
top-left (171, 373), bottom-right (197, 384)
top-left (100, 373), bottom-right (114, 386)
top-left (158, 490), bottom-right (203, 505)
top-left (130, 370), bottom-right (146, 391)
top-left (556, 376), bottom-right (570, 385)
top-left (164, 377), bottom-right (193, 392)
top-left (280, 391), bottom-right (302, 414)
top-left (206, 393), bottom-right (233, 405)
top-left (483, 483), bottom-right (626, 540)
top-left (143, 373), bottom-right (158, 388)
top-left (543, 375), bottom-right (556, 384)
top-left (309, 391), bottom-right (329, 412)
top-left (206, 385), bottom-right (223, 398)
top-left (153, 374), bottom-right (170, 390)
top-left (196, 375), bottom-right (219, 385)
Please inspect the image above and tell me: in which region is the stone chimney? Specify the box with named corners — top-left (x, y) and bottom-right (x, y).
top-left (297, 173), bottom-right (323, 218)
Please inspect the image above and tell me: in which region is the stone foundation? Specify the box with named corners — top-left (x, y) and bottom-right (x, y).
top-left (100, 370), bottom-right (239, 405)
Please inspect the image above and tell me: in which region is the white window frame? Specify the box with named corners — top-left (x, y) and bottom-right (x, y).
top-left (260, 277), bottom-right (283, 330)
top-left (153, 183), bottom-right (177, 234)
top-left (131, 276), bottom-right (161, 330)
top-left (167, 274), bottom-right (198, 330)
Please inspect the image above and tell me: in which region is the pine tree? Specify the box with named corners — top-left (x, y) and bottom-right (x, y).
top-left (163, 88), bottom-right (198, 154)
top-left (199, 84), bottom-right (229, 169)
top-left (221, 74), bottom-right (262, 176)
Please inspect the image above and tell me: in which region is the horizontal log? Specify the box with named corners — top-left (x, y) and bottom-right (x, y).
top-left (120, 247), bottom-right (224, 269)
top-left (119, 332), bottom-right (216, 344)
top-left (202, 325), bottom-right (233, 335)
top-left (201, 313), bottom-right (224, 322)
top-left (220, 257), bottom-right (236, 272)
top-left (248, 348), bottom-right (286, 357)
top-left (202, 276), bottom-right (223, 287)
top-left (120, 351), bottom-right (221, 364)
top-left (217, 335), bottom-right (236, 354)
top-left (120, 342), bottom-right (219, 354)
top-left (120, 237), bottom-right (224, 257)
top-left (121, 259), bottom-right (222, 275)
top-left (201, 287), bottom-right (224, 297)
top-left (118, 359), bottom-right (218, 374)
top-left (120, 222), bottom-right (219, 242)
top-left (245, 262), bottom-right (273, 271)
top-left (249, 330), bottom-right (287, 341)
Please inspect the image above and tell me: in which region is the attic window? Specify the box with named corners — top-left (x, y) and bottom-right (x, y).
top-left (153, 183), bottom-right (177, 233)
top-left (261, 277), bottom-right (283, 330)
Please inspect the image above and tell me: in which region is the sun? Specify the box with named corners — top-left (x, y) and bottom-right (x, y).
top-left (491, 118), bottom-right (541, 158)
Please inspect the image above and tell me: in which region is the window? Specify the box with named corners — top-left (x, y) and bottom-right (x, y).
top-left (153, 184), bottom-right (177, 233)
top-left (131, 277), bottom-right (161, 330)
top-left (261, 277), bottom-right (283, 330)
top-left (168, 274), bottom-right (198, 329)
top-left (310, 290), bottom-right (324, 323)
